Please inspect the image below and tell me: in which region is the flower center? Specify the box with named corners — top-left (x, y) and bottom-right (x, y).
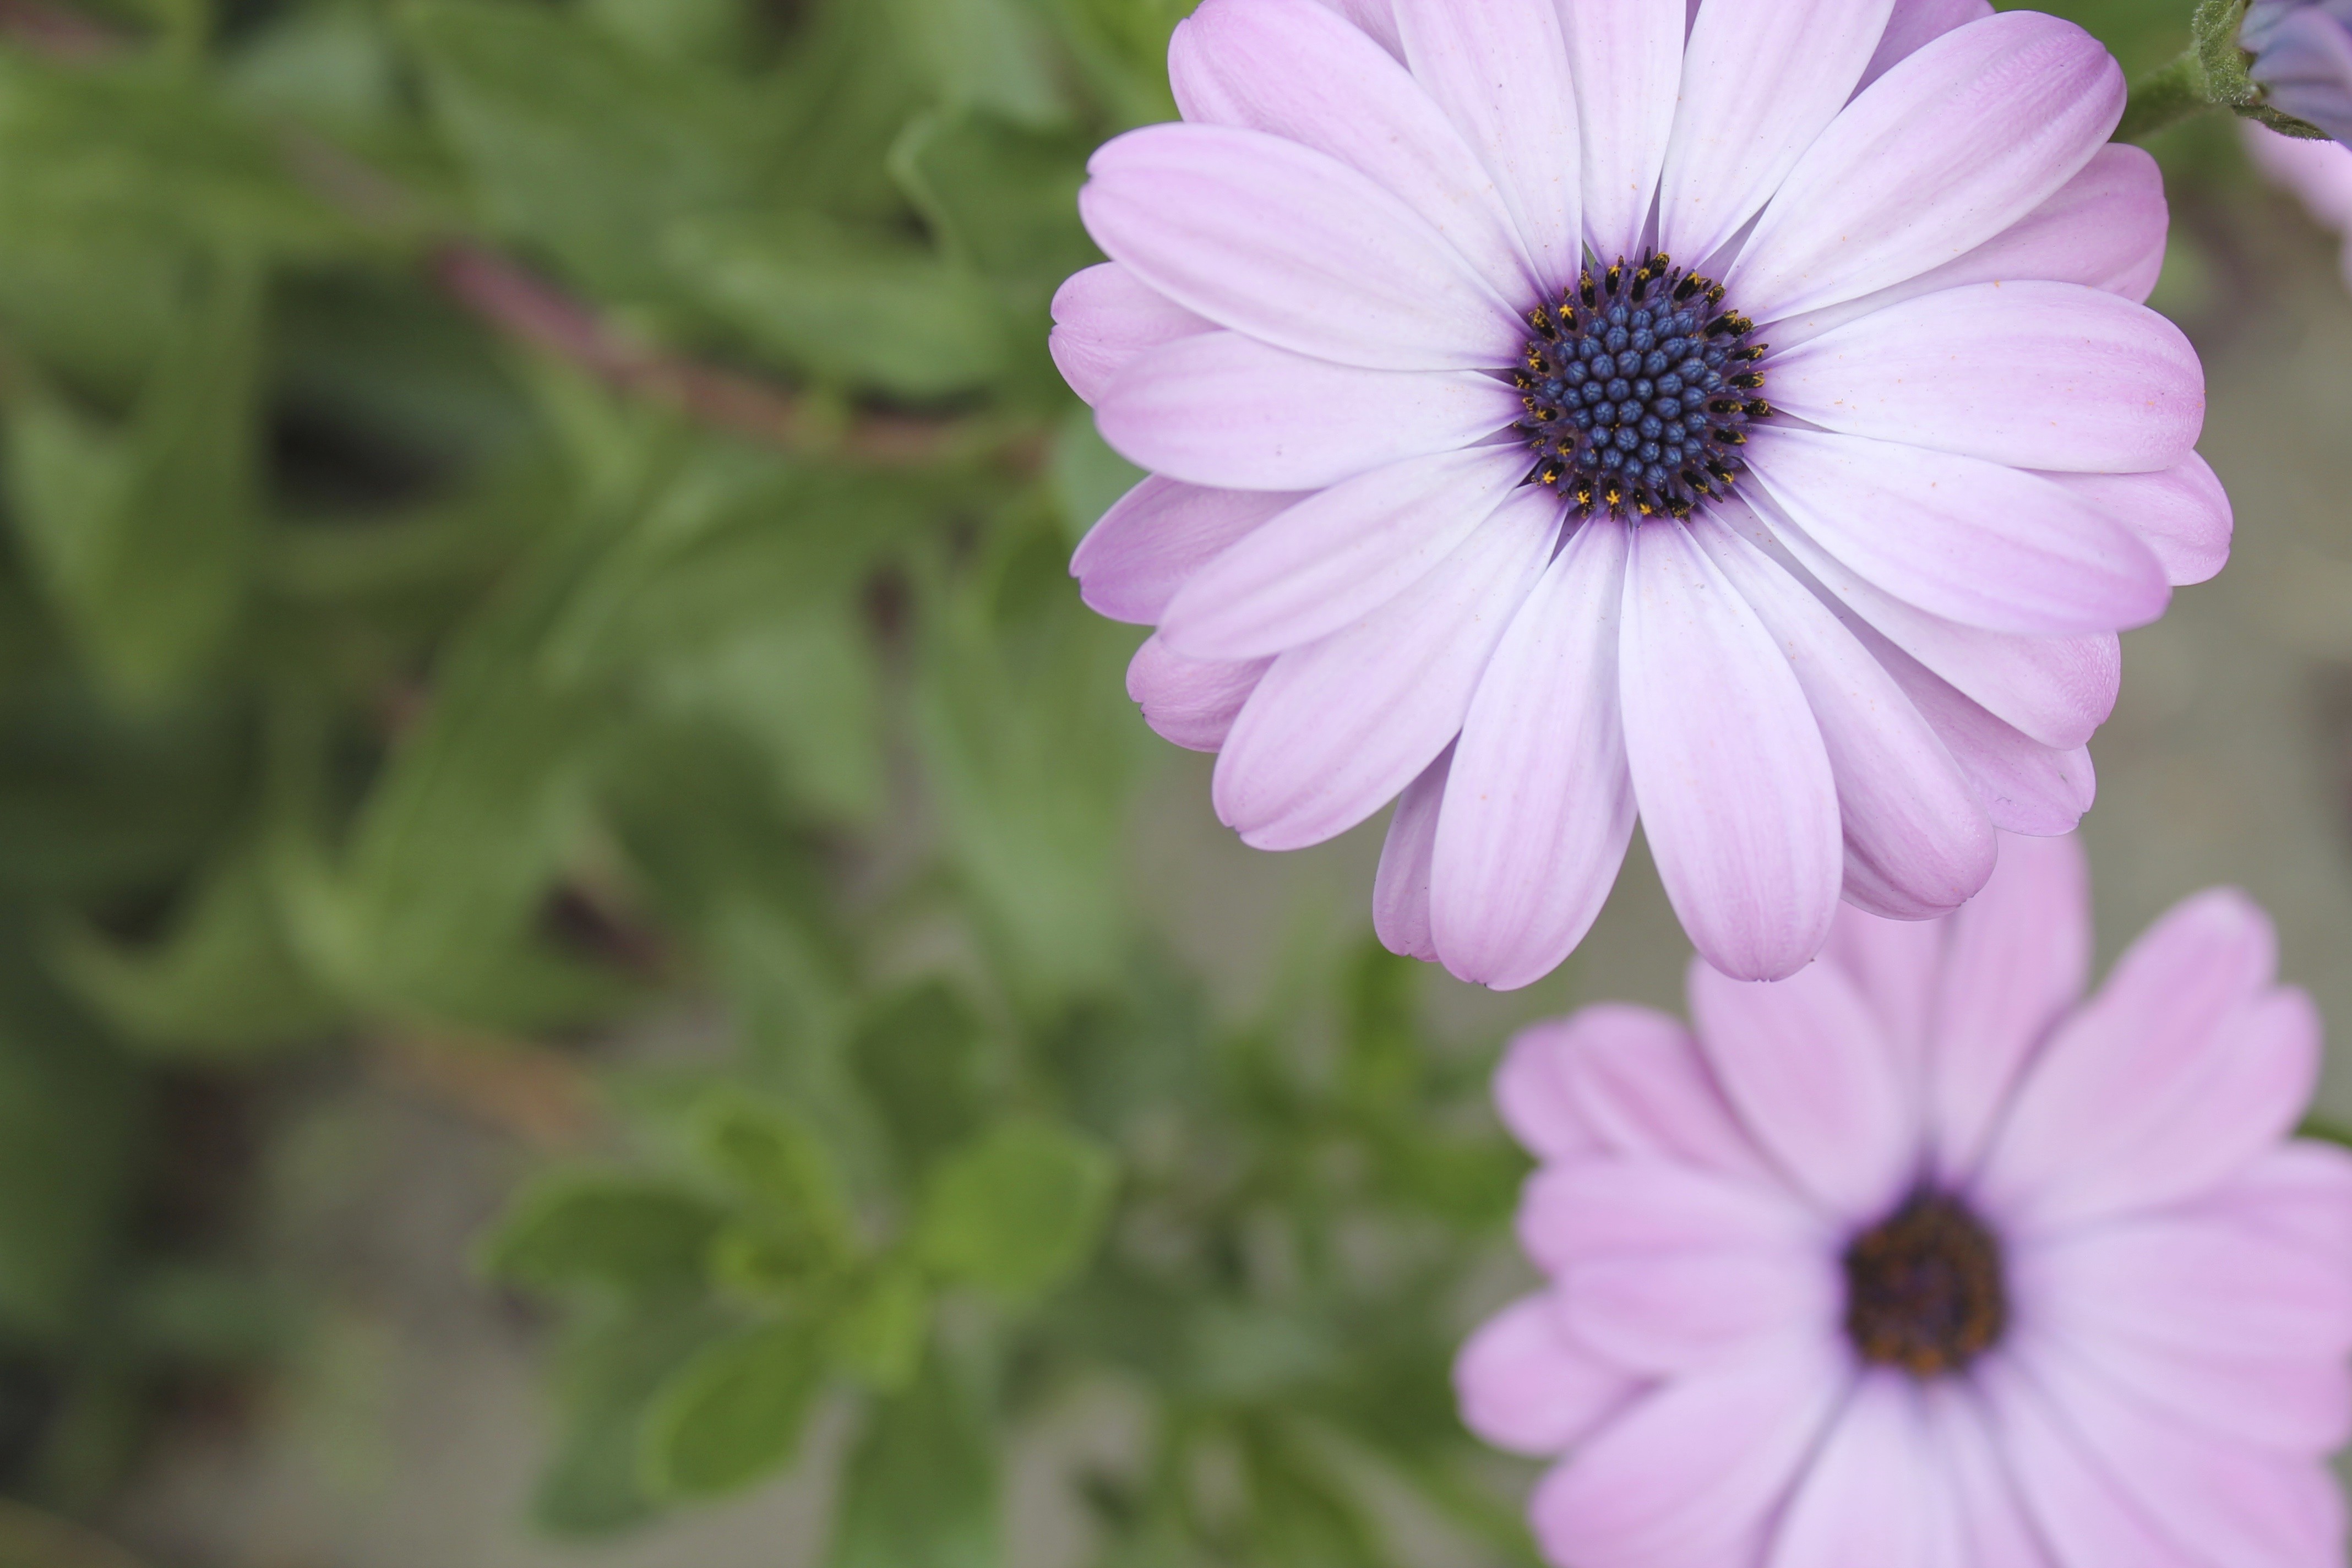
top-left (1841, 1190), bottom-right (2007, 1378)
top-left (1513, 253), bottom-right (1768, 522)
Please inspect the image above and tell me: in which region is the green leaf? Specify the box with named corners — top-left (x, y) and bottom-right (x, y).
top-left (1240, 1424), bottom-right (1395, 1568)
top-left (535, 1298), bottom-right (729, 1537)
top-left (1022, 0), bottom-right (1186, 128)
top-left (890, 108), bottom-right (1097, 304)
top-left (636, 602), bottom-right (886, 830)
top-left (827, 1352), bottom-right (997, 1568)
top-left (914, 518), bottom-right (1147, 1001)
top-left (225, 4), bottom-right (402, 134)
top-left (638, 1316), bottom-right (829, 1500)
top-left (0, 693), bottom-right (244, 901)
top-left (477, 1173), bottom-right (727, 1298)
top-left (666, 211), bottom-right (1012, 396)
top-left (276, 489), bottom-right (650, 1031)
top-left (0, 56), bottom-right (354, 262)
top-left (763, 0), bottom-right (933, 218)
top-left (915, 1120), bottom-right (1115, 1302)
top-left (597, 723), bottom-right (858, 1102)
top-left (695, 1093), bottom-right (856, 1277)
top-left (0, 981), bottom-right (138, 1343)
top-left (542, 450), bottom-right (940, 681)
top-left (6, 255), bottom-right (262, 704)
top-left (401, 0), bottom-right (769, 302)
top-left (1339, 942), bottom-right (1423, 1118)
top-left (1182, 1303), bottom-right (1341, 1402)
top-left (584, 0), bottom-right (752, 65)
top-left (53, 832), bottom-right (345, 1058)
top-left (850, 981), bottom-right (988, 1173)
top-left (879, 0), bottom-right (1069, 124)
top-left (829, 1263), bottom-right (929, 1391)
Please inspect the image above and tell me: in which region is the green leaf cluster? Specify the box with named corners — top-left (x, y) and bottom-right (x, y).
top-left (0, 0), bottom-right (1582, 1544)
top-left (479, 1050), bottom-right (1117, 1534)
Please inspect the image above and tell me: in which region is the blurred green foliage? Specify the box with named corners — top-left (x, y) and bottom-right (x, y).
top-left (0, 0), bottom-right (1539, 1555)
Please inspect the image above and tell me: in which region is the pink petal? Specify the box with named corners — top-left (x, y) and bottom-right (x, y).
top-left (1169, 0), bottom-right (1537, 301)
top-left (2044, 454), bottom-right (2233, 589)
top-left (1373, 744), bottom-right (1449, 963)
top-left (1049, 263), bottom-right (1216, 406)
top-left (1517, 1157), bottom-right (1826, 1275)
top-left (1307, 0), bottom-right (1402, 56)
top-left (1557, 0), bottom-right (1683, 264)
top-left (2020, 1344), bottom-right (2343, 1568)
top-left (1428, 518), bottom-right (1637, 990)
top-left (1072, 477), bottom-right (1304, 625)
top-left (2247, 122), bottom-right (2352, 252)
top-left (1096, 331), bottom-right (1516, 491)
top-left (1823, 907), bottom-right (1944, 1082)
top-left (1975, 889), bottom-right (2279, 1224)
top-left (1925, 831), bottom-right (2090, 1182)
top-left (1565, 1249), bottom-right (1838, 1375)
top-left (1393, 0), bottom-right (1582, 290)
top-left (1619, 520), bottom-right (1841, 982)
top-left (1730, 12), bottom-right (2124, 321)
top-left (1766, 1374), bottom-right (1951, 1568)
top-left (1977, 1358), bottom-right (2210, 1568)
top-left (1656, 0), bottom-right (1894, 268)
top-left (1152, 442), bottom-right (1524, 663)
top-left (1536, 1002), bottom-right (1773, 1177)
top-left (1125, 637), bottom-right (1270, 753)
top-left (1212, 489), bottom-right (1557, 850)
top-left (1689, 514), bottom-right (1994, 922)
top-left (1856, 0), bottom-right (1993, 92)
top-left (2045, 1326), bottom-right (2352, 1455)
top-left (1766, 282), bottom-right (2203, 474)
top-left (1158, 442), bottom-right (1529, 662)
top-left (2004, 987), bottom-right (2321, 1233)
top-left (1921, 1381), bottom-right (2062, 1568)
top-left (1762, 504), bottom-right (2121, 752)
top-left (1495, 1014), bottom-right (1607, 1162)
top-left (2180, 1141), bottom-right (2352, 1263)
top-left (1454, 1292), bottom-right (1644, 1456)
top-left (1687, 956), bottom-right (1917, 1219)
top-left (2011, 1215), bottom-right (2352, 1362)
top-left (1528, 1337), bottom-right (1849, 1568)
top-left (1763, 142), bottom-right (2169, 352)
top-left (1866, 634), bottom-right (2099, 835)
top-left (1079, 123), bottom-right (1520, 371)
top-left (1747, 427), bottom-right (2170, 638)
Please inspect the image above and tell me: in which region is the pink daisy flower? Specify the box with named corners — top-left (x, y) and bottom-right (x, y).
top-left (1456, 833), bottom-right (2352, 1568)
top-left (1055, 0), bottom-right (2229, 984)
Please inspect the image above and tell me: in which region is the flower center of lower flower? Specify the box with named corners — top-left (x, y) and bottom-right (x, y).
top-left (1841, 1190), bottom-right (2007, 1378)
top-left (1513, 253), bottom-right (1768, 522)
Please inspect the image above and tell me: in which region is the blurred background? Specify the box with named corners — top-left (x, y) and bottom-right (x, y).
top-left (0, 0), bottom-right (2324, 1562)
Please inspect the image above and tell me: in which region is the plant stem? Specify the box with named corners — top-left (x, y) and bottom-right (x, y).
top-left (2116, 50), bottom-right (2216, 143)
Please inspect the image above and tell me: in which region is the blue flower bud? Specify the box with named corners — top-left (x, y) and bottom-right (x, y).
top-left (2244, 0), bottom-right (2352, 143)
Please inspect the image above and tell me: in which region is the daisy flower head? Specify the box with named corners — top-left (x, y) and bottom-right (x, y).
top-left (2245, 0), bottom-right (2352, 146)
top-left (1057, 0), bottom-right (2228, 984)
top-left (1455, 835), bottom-right (2352, 1568)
